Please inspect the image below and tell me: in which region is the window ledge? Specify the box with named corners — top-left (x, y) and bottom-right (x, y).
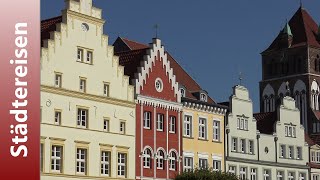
top-left (212, 140), bottom-right (222, 143)
top-left (183, 136), bottom-right (194, 139)
top-left (198, 138), bottom-right (209, 141)
top-left (169, 131), bottom-right (176, 134)
top-left (143, 127), bottom-right (151, 130)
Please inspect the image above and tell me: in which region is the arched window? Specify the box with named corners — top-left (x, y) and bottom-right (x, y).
top-left (169, 151), bottom-right (177, 171)
top-left (156, 150), bottom-right (165, 169)
top-left (180, 88), bottom-right (186, 98)
top-left (143, 148), bottom-right (152, 168)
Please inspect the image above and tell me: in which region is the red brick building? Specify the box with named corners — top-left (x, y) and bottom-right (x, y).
top-left (114, 38), bottom-right (183, 179)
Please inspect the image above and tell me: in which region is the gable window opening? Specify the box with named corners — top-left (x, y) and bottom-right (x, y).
top-left (237, 118), bottom-right (248, 130)
top-left (285, 125), bottom-right (296, 137)
top-left (200, 93), bottom-right (207, 102)
top-left (54, 111), bottom-right (61, 125)
top-left (180, 88), bottom-right (186, 97)
top-left (101, 151), bottom-right (110, 176)
top-left (157, 113), bottom-right (164, 131)
top-left (143, 111), bottom-right (151, 129)
top-left (169, 116), bottom-right (176, 133)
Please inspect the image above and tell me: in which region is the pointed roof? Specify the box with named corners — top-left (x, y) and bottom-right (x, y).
top-left (113, 37), bottom-right (216, 104)
top-left (283, 22), bottom-right (293, 37)
top-left (264, 7), bottom-right (320, 52)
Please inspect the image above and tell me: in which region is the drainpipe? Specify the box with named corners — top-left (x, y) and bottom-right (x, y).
top-left (309, 145), bottom-right (311, 180)
top-left (274, 137), bottom-right (278, 163)
top-left (257, 134), bottom-right (260, 161)
top-left (225, 128), bottom-right (230, 172)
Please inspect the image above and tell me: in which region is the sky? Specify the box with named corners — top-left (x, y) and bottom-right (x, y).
top-left (41, 0), bottom-right (320, 112)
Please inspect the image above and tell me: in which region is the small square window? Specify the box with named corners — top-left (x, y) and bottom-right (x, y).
top-left (55, 74), bottom-right (62, 88)
top-left (77, 48), bottom-right (83, 62)
top-left (120, 122), bottom-right (126, 134)
top-left (104, 119), bottom-right (110, 132)
top-left (54, 111), bottom-right (61, 125)
top-left (80, 79), bottom-right (86, 93)
top-left (86, 51), bottom-right (93, 63)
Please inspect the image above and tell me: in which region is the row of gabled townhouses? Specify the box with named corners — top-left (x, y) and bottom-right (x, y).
top-left (40, 0), bottom-right (320, 180)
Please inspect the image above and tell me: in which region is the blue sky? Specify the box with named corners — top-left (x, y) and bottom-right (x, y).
top-left (41, 0), bottom-right (320, 112)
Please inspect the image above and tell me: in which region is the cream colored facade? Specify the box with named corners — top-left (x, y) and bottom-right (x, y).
top-left (40, 0), bottom-right (135, 179)
top-left (226, 85), bottom-right (309, 180)
top-left (310, 144), bottom-right (320, 180)
top-left (182, 101), bottom-right (227, 171)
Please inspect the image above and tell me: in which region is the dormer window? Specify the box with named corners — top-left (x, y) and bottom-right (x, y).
top-left (180, 88), bottom-right (186, 97)
top-left (200, 93), bottom-right (207, 102)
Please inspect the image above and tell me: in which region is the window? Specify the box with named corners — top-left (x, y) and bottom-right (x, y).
top-left (251, 168), bottom-right (257, 180)
top-left (299, 173), bottom-right (306, 180)
top-left (120, 122), bottom-right (126, 134)
top-left (240, 139), bottom-right (246, 153)
top-left (103, 119), bottom-right (109, 132)
top-left (55, 73), bottom-right (62, 87)
top-left (297, 147), bottom-right (302, 159)
top-left (143, 111), bottom-right (151, 129)
top-left (240, 167), bottom-right (247, 180)
top-left (101, 151), bottom-right (110, 176)
top-left (54, 110), bottom-right (61, 125)
top-left (169, 116), bottom-right (176, 133)
top-left (232, 138), bottom-right (237, 152)
top-left (285, 125), bottom-right (296, 137)
top-left (86, 51), bottom-right (93, 63)
top-left (77, 48), bottom-right (83, 61)
top-left (199, 158), bottom-right (208, 169)
top-left (200, 93), bottom-right (207, 102)
top-left (249, 140), bottom-right (254, 154)
top-left (199, 118), bottom-right (207, 139)
top-left (51, 145), bottom-right (63, 173)
top-left (184, 157), bottom-right (193, 172)
top-left (157, 150), bottom-right (164, 169)
top-left (103, 83), bottom-right (109, 96)
top-left (169, 151), bottom-right (177, 171)
top-left (288, 146), bottom-right (294, 159)
top-left (157, 114), bottom-right (164, 131)
top-left (77, 108), bottom-right (88, 128)
top-left (277, 171), bottom-right (284, 180)
top-left (155, 78), bottom-right (163, 92)
top-left (237, 118), bottom-right (248, 130)
top-left (213, 120), bottom-right (220, 141)
top-left (264, 169), bottom-right (271, 180)
top-left (40, 143), bottom-right (44, 172)
top-left (213, 160), bottom-right (221, 171)
top-left (180, 88), bottom-right (185, 97)
top-left (184, 115), bottom-right (192, 137)
top-left (76, 148), bottom-right (87, 175)
top-left (143, 149), bottom-right (152, 168)
top-left (80, 78), bottom-right (86, 92)
top-left (313, 174), bottom-right (319, 180)
top-left (311, 151), bottom-right (316, 162)
top-left (280, 145), bottom-right (286, 158)
top-left (229, 166), bottom-right (236, 175)
top-left (317, 152), bottom-right (320, 162)
top-left (288, 172), bottom-right (295, 180)
top-left (118, 153), bottom-right (126, 177)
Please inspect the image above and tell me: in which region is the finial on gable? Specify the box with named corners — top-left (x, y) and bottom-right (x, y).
top-left (65, 0), bottom-right (102, 19)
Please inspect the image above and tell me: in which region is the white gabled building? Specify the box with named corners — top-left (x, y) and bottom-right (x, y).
top-left (40, 0), bottom-right (136, 179)
top-left (225, 85), bottom-right (309, 180)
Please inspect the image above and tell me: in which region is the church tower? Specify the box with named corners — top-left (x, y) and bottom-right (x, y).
top-left (259, 6), bottom-right (320, 134)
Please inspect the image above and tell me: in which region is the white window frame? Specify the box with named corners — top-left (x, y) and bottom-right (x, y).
top-left (213, 160), bottom-right (221, 171)
top-left (184, 115), bottom-right (192, 137)
top-left (240, 167), bottom-right (247, 180)
top-left (199, 158), bottom-right (208, 169)
top-left (297, 146), bottom-right (302, 160)
top-left (317, 151), bottom-right (320, 163)
top-left (263, 169), bottom-right (271, 180)
top-left (213, 120), bottom-right (220, 141)
top-left (86, 50), bottom-right (93, 63)
top-left (103, 83), bottom-right (109, 96)
top-left (200, 93), bottom-right (207, 102)
top-left (143, 149), bottom-right (151, 169)
top-left (51, 145), bottom-right (62, 173)
top-left (232, 137), bottom-right (237, 152)
top-left (277, 171), bottom-right (284, 180)
top-left (198, 118), bottom-right (207, 139)
top-left (280, 145), bottom-right (286, 158)
top-left (229, 166), bottom-right (236, 175)
top-left (169, 116), bottom-right (176, 133)
top-left (54, 111), bottom-right (61, 125)
top-left (288, 146), bottom-right (294, 159)
top-left (251, 168), bottom-right (257, 180)
top-left (117, 153), bottom-right (126, 177)
top-left (143, 111), bottom-right (151, 129)
top-left (55, 73), bottom-right (62, 88)
top-left (77, 48), bottom-right (83, 62)
top-left (76, 148), bottom-right (87, 175)
top-left (285, 125), bottom-right (296, 137)
top-left (299, 173), bottom-right (306, 180)
top-left (156, 150), bottom-right (164, 169)
top-left (79, 79), bottom-right (86, 92)
top-left (249, 140), bottom-right (254, 154)
top-left (169, 151), bottom-right (177, 171)
top-left (120, 121), bottom-right (126, 134)
top-left (288, 172), bottom-right (295, 180)
top-left (157, 113), bottom-right (164, 131)
top-left (240, 139), bottom-right (246, 153)
top-left (103, 119), bottom-right (110, 132)
top-left (77, 108), bottom-right (88, 128)
top-left (184, 156), bottom-right (193, 172)
top-left (311, 151), bottom-right (316, 162)
top-left (101, 151), bottom-right (110, 176)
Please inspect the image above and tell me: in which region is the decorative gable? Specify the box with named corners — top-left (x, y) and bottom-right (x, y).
top-left (133, 38), bottom-right (181, 103)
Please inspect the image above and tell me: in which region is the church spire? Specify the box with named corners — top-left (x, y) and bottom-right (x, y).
top-left (283, 21), bottom-right (293, 37)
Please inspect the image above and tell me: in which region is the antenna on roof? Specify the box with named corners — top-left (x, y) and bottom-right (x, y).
top-left (239, 72), bottom-right (243, 85)
top-left (154, 24), bottom-right (159, 38)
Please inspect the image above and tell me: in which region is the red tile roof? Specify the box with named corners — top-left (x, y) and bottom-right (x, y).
top-left (114, 37), bottom-right (215, 104)
top-left (309, 134), bottom-right (320, 145)
top-left (306, 133), bottom-right (316, 146)
top-left (264, 7), bottom-right (320, 52)
top-left (254, 111), bottom-right (277, 134)
top-left (308, 162), bottom-right (320, 169)
top-left (41, 16), bottom-right (62, 46)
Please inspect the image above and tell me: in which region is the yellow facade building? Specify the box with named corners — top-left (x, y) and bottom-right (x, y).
top-left (40, 0), bottom-right (136, 179)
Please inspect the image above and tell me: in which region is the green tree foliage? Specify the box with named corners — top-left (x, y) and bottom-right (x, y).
top-left (174, 168), bottom-right (239, 180)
